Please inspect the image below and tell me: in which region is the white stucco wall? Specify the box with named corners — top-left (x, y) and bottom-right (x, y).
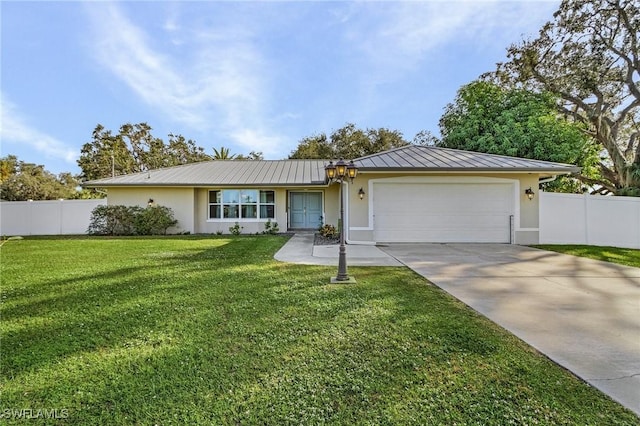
top-left (101, 171), bottom-right (548, 242)
top-left (107, 187), bottom-right (195, 234)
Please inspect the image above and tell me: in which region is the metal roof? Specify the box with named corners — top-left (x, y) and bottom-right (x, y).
top-left (83, 146), bottom-right (579, 188)
top-left (355, 145), bottom-right (580, 173)
top-left (83, 160), bottom-right (328, 187)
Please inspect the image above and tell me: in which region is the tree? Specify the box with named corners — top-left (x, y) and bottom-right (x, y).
top-left (212, 146), bottom-right (237, 160)
top-left (78, 123), bottom-right (212, 181)
top-left (236, 151), bottom-right (264, 161)
top-left (490, 0), bottom-right (640, 195)
top-left (289, 123), bottom-right (410, 159)
top-left (412, 130), bottom-right (439, 146)
top-left (438, 81), bottom-right (600, 192)
top-left (0, 155), bottom-right (81, 201)
top-left (288, 133), bottom-right (333, 159)
top-left (165, 133), bottom-right (210, 166)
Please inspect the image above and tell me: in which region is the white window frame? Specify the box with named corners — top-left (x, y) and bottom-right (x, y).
top-left (208, 189), bottom-right (276, 221)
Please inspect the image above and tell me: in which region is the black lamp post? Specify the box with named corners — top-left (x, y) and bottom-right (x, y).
top-left (325, 159), bottom-right (358, 283)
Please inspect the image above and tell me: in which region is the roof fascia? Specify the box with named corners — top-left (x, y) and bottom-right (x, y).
top-left (357, 168), bottom-right (579, 174)
top-left (82, 182), bottom-right (330, 189)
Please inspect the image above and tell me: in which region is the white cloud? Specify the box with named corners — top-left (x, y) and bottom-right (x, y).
top-left (229, 128), bottom-right (287, 158)
top-left (347, 1), bottom-right (559, 68)
top-left (0, 94), bottom-right (77, 164)
top-left (83, 2), bottom-right (286, 156)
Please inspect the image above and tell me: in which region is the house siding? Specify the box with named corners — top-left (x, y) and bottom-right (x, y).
top-left (107, 187), bottom-right (195, 234)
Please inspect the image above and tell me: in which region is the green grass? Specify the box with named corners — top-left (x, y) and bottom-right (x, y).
top-left (533, 244), bottom-right (640, 268)
top-left (1, 236), bottom-right (637, 425)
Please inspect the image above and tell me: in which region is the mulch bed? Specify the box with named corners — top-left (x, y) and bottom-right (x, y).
top-left (313, 233), bottom-right (340, 245)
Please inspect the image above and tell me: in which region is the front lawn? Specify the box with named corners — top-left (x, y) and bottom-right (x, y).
top-left (1, 236), bottom-right (637, 424)
top-left (533, 244), bottom-right (640, 268)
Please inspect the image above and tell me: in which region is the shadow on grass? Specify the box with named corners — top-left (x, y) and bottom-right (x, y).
top-left (2, 236), bottom-right (637, 424)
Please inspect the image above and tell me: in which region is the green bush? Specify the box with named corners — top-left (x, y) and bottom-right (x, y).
top-left (88, 205), bottom-right (177, 236)
top-left (262, 219), bottom-right (279, 234)
top-left (318, 223), bottom-right (338, 239)
top-left (88, 205), bottom-right (138, 235)
top-left (134, 206), bottom-right (178, 235)
top-left (229, 222), bottom-right (243, 235)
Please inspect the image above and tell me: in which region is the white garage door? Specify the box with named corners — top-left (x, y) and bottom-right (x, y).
top-left (373, 182), bottom-right (514, 243)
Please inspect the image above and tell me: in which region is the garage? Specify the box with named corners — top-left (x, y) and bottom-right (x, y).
top-left (373, 181), bottom-right (515, 243)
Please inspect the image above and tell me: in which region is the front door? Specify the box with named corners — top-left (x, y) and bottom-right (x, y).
top-left (290, 192), bottom-right (323, 229)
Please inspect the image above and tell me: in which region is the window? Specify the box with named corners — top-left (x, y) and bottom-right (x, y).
top-left (209, 190), bottom-right (275, 220)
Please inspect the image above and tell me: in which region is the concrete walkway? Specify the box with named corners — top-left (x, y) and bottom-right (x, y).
top-left (275, 235), bottom-right (640, 415)
top-left (274, 233), bottom-right (402, 266)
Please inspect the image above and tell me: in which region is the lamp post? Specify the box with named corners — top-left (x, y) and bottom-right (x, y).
top-left (325, 159), bottom-right (358, 283)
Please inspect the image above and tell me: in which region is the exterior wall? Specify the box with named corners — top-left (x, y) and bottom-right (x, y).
top-left (347, 172), bottom-right (542, 244)
top-left (322, 184), bottom-right (340, 229)
top-left (540, 192), bottom-right (640, 249)
top-left (0, 199), bottom-right (107, 236)
top-left (107, 187), bottom-right (195, 234)
top-left (99, 171), bottom-right (549, 242)
top-left (107, 186), bottom-right (339, 235)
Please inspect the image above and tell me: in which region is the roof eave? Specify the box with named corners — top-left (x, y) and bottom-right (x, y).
top-left (358, 167), bottom-right (580, 174)
top-left (82, 182), bottom-right (329, 188)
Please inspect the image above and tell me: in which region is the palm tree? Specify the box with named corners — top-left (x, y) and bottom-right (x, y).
top-left (212, 146), bottom-right (237, 160)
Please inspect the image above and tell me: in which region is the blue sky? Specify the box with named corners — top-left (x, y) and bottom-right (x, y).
top-left (1, 1), bottom-right (559, 175)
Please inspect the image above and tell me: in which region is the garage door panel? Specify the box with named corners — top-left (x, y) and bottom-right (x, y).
top-left (374, 182), bottom-right (513, 243)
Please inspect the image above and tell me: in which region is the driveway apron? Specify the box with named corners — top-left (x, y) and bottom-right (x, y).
top-left (380, 243), bottom-right (640, 416)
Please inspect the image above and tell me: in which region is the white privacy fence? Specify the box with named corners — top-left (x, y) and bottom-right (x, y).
top-left (539, 192), bottom-right (640, 249)
top-left (0, 199), bottom-right (106, 236)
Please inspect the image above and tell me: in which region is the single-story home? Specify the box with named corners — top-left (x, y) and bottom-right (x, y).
top-left (83, 145), bottom-right (579, 245)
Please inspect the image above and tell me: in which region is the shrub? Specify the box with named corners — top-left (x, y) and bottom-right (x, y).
top-left (262, 219), bottom-right (279, 235)
top-left (134, 206), bottom-right (178, 235)
top-left (318, 223), bottom-right (338, 239)
top-left (88, 205), bottom-right (137, 235)
top-left (88, 205), bottom-right (177, 236)
top-left (229, 222), bottom-right (243, 235)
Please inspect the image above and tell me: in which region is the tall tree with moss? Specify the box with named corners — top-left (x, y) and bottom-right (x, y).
top-left (78, 123), bottom-right (211, 181)
top-left (489, 0), bottom-right (639, 195)
top-left (0, 155), bottom-right (82, 201)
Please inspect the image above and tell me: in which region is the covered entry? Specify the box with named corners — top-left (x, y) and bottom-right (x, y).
top-left (373, 179), bottom-right (515, 243)
top-left (289, 192), bottom-right (323, 229)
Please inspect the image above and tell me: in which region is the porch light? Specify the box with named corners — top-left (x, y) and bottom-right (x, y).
top-left (335, 159), bottom-right (347, 179)
top-left (358, 187), bottom-right (365, 200)
top-left (525, 187), bottom-right (535, 200)
top-left (325, 161), bottom-right (336, 180)
top-left (347, 160), bottom-right (358, 182)
top-left (148, 198), bottom-right (154, 206)
top-left (325, 159), bottom-right (360, 283)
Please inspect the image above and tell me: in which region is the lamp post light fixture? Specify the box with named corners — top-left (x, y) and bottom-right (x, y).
top-left (325, 159), bottom-right (358, 283)
top-left (358, 187), bottom-right (366, 200)
top-left (525, 187), bottom-right (535, 201)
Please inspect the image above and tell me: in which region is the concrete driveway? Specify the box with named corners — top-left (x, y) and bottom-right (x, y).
top-left (380, 243), bottom-right (640, 416)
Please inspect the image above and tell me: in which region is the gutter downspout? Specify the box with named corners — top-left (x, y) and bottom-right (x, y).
top-left (538, 176), bottom-right (558, 185)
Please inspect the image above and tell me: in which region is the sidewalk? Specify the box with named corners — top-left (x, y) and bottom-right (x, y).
top-left (274, 233), bottom-right (402, 266)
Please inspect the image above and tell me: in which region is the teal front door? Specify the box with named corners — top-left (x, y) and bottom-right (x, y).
top-left (290, 192), bottom-right (323, 229)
